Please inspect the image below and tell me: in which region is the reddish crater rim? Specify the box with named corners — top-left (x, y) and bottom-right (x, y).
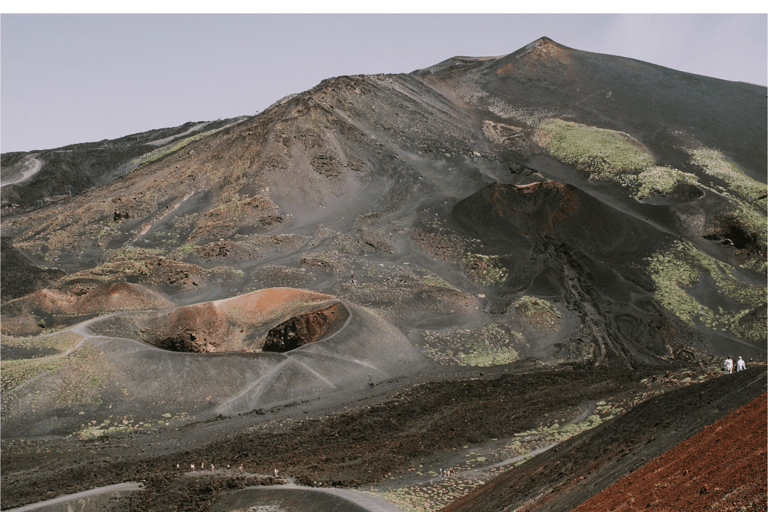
top-left (140, 298), bottom-right (349, 354)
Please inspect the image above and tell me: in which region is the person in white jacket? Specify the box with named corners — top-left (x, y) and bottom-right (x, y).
top-left (724, 355), bottom-right (734, 374)
top-left (736, 356), bottom-right (746, 371)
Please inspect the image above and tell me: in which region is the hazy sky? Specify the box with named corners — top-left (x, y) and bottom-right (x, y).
top-left (1, 13), bottom-right (766, 153)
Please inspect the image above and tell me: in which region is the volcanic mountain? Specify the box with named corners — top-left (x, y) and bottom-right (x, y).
top-left (1, 37), bottom-right (765, 511)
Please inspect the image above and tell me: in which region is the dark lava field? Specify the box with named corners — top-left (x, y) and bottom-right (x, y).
top-left (1, 37), bottom-right (766, 511)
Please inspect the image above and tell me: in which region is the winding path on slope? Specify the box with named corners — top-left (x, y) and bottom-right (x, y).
top-left (5, 483), bottom-right (145, 512)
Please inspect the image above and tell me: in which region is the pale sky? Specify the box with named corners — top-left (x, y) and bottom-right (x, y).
top-left (1, 12), bottom-right (766, 153)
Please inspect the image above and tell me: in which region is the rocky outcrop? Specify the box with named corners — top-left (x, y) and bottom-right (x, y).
top-left (263, 303), bottom-right (348, 352)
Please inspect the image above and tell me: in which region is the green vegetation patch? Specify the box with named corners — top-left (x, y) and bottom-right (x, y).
top-left (730, 205), bottom-right (768, 251)
top-left (132, 128), bottom-right (220, 169)
top-left (688, 147), bottom-right (767, 252)
top-left (383, 477), bottom-right (485, 512)
top-left (77, 411), bottom-right (189, 439)
top-left (615, 166), bottom-right (700, 200)
top-left (503, 398), bottom-right (636, 459)
top-left (462, 253), bottom-right (508, 286)
top-left (569, 138), bottom-right (767, 270)
top-left (421, 274), bottom-right (454, 289)
top-left (103, 245), bottom-right (164, 262)
top-left (690, 147), bottom-right (767, 204)
top-left (645, 240), bottom-right (766, 342)
top-left (96, 223), bottom-right (120, 246)
top-left (422, 324), bottom-right (520, 367)
top-left (514, 296), bottom-right (562, 329)
top-left (172, 242), bottom-right (198, 258)
top-left (536, 118), bottom-right (655, 177)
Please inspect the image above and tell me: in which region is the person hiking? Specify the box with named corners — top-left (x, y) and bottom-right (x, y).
top-left (736, 356), bottom-right (746, 371)
top-left (724, 355), bottom-right (734, 374)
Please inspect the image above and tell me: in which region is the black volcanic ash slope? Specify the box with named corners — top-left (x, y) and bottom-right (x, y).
top-left (448, 180), bottom-right (702, 367)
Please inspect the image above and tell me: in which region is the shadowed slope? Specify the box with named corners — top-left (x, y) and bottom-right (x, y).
top-left (0, 237), bottom-right (65, 302)
top-left (449, 179), bottom-right (765, 365)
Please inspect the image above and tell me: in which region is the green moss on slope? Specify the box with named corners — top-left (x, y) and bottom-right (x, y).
top-left (690, 147), bottom-right (766, 204)
top-left (615, 166), bottom-right (699, 200)
top-left (132, 128), bottom-right (221, 169)
top-left (514, 296), bottom-right (561, 329)
top-left (536, 117), bottom-right (765, 276)
top-left (536, 119), bottom-right (655, 177)
top-left (462, 253), bottom-right (508, 286)
top-left (422, 323), bottom-right (520, 367)
top-left (688, 147), bottom-right (767, 250)
top-left (645, 240), bottom-right (766, 343)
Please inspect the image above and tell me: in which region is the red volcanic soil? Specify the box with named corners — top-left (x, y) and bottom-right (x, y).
top-left (1, 281), bottom-right (176, 335)
top-left (489, 181), bottom-right (579, 235)
top-left (75, 281), bottom-right (175, 312)
top-left (214, 287), bottom-right (334, 323)
top-left (573, 392), bottom-right (767, 512)
top-left (7, 281), bottom-right (175, 315)
top-left (144, 301), bottom-right (232, 352)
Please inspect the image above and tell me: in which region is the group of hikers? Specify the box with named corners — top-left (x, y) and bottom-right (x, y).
top-left (723, 355), bottom-right (746, 374)
top-left (180, 463), bottom-right (276, 476)
top-left (440, 467), bottom-right (455, 478)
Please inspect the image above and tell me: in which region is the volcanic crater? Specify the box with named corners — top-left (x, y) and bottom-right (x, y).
top-left (85, 287), bottom-right (351, 354)
top-left (140, 299), bottom-right (349, 354)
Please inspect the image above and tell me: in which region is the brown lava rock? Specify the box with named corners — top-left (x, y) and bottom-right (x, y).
top-left (263, 303), bottom-right (348, 352)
